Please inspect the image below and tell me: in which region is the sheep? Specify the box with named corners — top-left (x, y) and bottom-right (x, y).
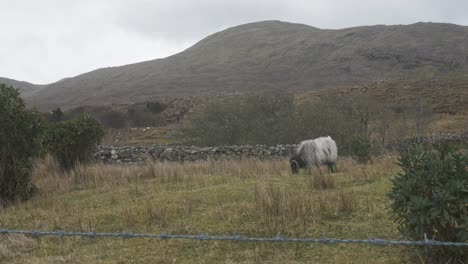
top-left (290, 136), bottom-right (338, 174)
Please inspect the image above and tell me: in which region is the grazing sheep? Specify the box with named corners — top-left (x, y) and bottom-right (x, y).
top-left (290, 136), bottom-right (338, 174)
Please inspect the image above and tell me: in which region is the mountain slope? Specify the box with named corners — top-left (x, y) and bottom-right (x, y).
top-left (0, 77), bottom-right (44, 97)
top-left (20, 21), bottom-right (468, 110)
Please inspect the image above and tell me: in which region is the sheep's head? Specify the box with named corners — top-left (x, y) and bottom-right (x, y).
top-left (289, 155), bottom-right (305, 174)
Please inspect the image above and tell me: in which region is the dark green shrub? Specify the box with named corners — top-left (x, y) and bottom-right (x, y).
top-left (127, 105), bottom-right (163, 127)
top-left (51, 107), bottom-right (63, 122)
top-left (349, 134), bottom-right (372, 163)
top-left (96, 110), bottom-right (127, 129)
top-left (43, 114), bottom-right (105, 170)
top-left (146, 101), bottom-right (167, 114)
top-left (388, 144), bottom-right (468, 262)
top-left (0, 84), bottom-right (43, 204)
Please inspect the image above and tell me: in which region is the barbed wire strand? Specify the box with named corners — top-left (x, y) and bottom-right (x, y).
top-left (1, 229), bottom-right (467, 247)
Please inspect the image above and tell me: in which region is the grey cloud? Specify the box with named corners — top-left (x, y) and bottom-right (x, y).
top-left (0, 0), bottom-right (467, 84)
top-left (115, 0), bottom-right (289, 41)
top-left (115, 0), bottom-right (468, 41)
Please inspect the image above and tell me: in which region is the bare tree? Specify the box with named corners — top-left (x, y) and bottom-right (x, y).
top-left (411, 102), bottom-right (433, 139)
top-left (389, 104), bottom-right (411, 142)
top-left (374, 107), bottom-right (394, 147)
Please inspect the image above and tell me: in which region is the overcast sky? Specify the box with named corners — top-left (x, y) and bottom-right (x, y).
top-left (1, 0), bottom-right (467, 84)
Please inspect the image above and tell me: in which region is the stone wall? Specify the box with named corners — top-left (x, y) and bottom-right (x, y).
top-left (94, 145), bottom-right (152, 163)
top-left (151, 144), bottom-right (297, 162)
top-left (94, 144), bottom-right (297, 163)
top-left (386, 133), bottom-right (468, 150)
top-left (94, 133), bottom-right (468, 164)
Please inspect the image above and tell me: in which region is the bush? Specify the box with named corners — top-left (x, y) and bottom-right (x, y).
top-left (295, 100), bottom-right (361, 155)
top-left (183, 100), bottom-right (246, 145)
top-left (183, 91), bottom-right (433, 150)
top-left (349, 134), bottom-right (372, 163)
top-left (127, 104), bottom-right (163, 127)
top-left (388, 144), bottom-right (468, 262)
top-left (183, 92), bottom-right (297, 146)
top-left (0, 84), bottom-right (44, 204)
top-left (51, 107), bottom-right (63, 122)
top-left (96, 110), bottom-right (128, 129)
top-left (43, 114), bottom-right (105, 170)
top-left (146, 101), bottom-right (167, 114)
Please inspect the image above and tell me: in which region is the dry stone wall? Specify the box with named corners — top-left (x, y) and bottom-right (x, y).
top-left (94, 144), bottom-right (297, 163)
top-left (386, 133), bottom-right (468, 150)
top-left (94, 133), bottom-right (468, 164)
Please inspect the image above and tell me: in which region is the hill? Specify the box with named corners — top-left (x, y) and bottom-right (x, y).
top-left (0, 77), bottom-right (44, 97)
top-left (300, 76), bottom-right (468, 114)
top-left (17, 21), bottom-right (468, 110)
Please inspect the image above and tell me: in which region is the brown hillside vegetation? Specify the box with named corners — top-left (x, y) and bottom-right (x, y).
top-left (299, 75), bottom-right (468, 114)
top-left (20, 21), bottom-right (468, 110)
top-left (96, 76), bottom-right (468, 145)
top-left (299, 75), bottom-right (468, 133)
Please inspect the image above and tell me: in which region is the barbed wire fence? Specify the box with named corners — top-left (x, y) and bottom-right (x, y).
top-left (1, 229), bottom-right (467, 247)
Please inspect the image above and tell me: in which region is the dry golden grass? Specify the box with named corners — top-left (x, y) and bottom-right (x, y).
top-left (32, 156), bottom-right (289, 193)
top-left (0, 156), bottom-right (417, 263)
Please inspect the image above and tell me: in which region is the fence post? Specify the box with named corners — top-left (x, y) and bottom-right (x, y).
top-left (423, 233), bottom-right (433, 263)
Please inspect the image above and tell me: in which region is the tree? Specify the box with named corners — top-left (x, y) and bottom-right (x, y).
top-left (51, 107), bottom-right (63, 122)
top-left (389, 104), bottom-right (411, 141)
top-left (349, 134), bottom-right (372, 163)
top-left (43, 114), bottom-right (105, 170)
top-left (182, 100), bottom-right (247, 146)
top-left (127, 104), bottom-right (163, 127)
top-left (296, 98), bottom-right (365, 156)
top-left (374, 107), bottom-right (394, 147)
top-left (0, 84), bottom-right (43, 204)
top-left (243, 92), bottom-right (296, 144)
top-left (183, 92), bottom-right (297, 146)
top-left (146, 101), bottom-right (167, 114)
top-left (333, 91), bottom-right (381, 137)
top-left (411, 102), bottom-right (433, 139)
top-left (97, 110), bottom-right (128, 129)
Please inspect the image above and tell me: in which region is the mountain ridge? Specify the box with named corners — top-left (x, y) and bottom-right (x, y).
top-left (2, 20), bottom-right (467, 110)
top-left (0, 77), bottom-right (44, 96)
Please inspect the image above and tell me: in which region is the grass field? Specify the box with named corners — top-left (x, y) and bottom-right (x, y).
top-left (0, 156), bottom-right (421, 263)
